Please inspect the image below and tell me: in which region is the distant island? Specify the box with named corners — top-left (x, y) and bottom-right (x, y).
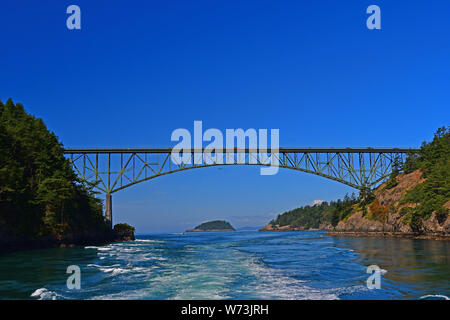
top-left (186, 220), bottom-right (236, 232)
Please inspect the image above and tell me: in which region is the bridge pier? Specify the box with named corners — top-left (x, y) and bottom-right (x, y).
top-left (105, 193), bottom-right (112, 228)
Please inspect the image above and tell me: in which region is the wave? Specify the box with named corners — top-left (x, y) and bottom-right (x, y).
top-left (88, 263), bottom-right (148, 277)
top-left (26, 233), bottom-right (446, 300)
top-left (101, 267), bottom-right (131, 276)
top-left (135, 239), bottom-right (166, 243)
top-left (30, 288), bottom-right (62, 300)
top-left (419, 294), bottom-right (450, 300)
top-left (243, 257), bottom-right (340, 300)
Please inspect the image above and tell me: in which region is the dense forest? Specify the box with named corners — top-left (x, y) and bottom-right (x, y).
top-left (395, 127), bottom-right (449, 230)
top-left (269, 194), bottom-right (358, 229)
top-left (0, 99), bottom-right (111, 245)
top-left (269, 127), bottom-right (449, 230)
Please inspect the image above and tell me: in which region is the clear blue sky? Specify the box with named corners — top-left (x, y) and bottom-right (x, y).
top-left (1, 1), bottom-right (449, 233)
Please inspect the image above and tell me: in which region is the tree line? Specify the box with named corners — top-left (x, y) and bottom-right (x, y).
top-left (0, 99), bottom-right (110, 241)
top-left (270, 127), bottom-right (449, 230)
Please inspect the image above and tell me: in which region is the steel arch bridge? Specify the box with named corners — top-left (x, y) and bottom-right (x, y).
top-left (64, 147), bottom-right (419, 226)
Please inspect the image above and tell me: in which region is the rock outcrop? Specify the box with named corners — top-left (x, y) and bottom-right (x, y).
top-left (113, 223), bottom-right (135, 241)
top-left (260, 170), bottom-right (450, 239)
top-left (332, 170), bottom-right (449, 237)
top-left (259, 224), bottom-right (306, 232)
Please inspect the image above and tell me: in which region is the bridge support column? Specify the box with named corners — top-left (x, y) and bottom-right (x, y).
top-left (105, 193), bottom-right (112, 229)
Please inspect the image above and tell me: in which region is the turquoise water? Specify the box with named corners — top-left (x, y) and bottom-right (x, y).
top-left (0, 231), bottom-right (449, 300)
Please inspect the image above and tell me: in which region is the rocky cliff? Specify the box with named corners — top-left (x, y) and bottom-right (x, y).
top-left (330, 170), bottom-right (449, 238)
top-left (260, 170), bottom-right (450, 239)
top-left (259, 224), bottom-right (307, 231)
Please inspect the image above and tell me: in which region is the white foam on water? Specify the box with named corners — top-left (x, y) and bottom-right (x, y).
top-left (81, 237), bottom-right (361, 300)
top-left (85, 244), bottom-right (115, 251)
top-left (110, 268), bottom-right (131, 276)
top-left (91, 288), bottom-right (153, 300)
top-left (96, 266), bottom-right (132, 276)
top-left (30, 288), bottom-right (61, 300)
top-left (173, 287), bottom-right (230, 300)
top-left (243, 257), bottom-right (340, 300)
top-left (97, 247), bottom-right (113, 251)
top-left (88, 262), bottom-right (149, 277)
top-left (135, 239), bottom-right (166, 243)
top-left (145, 257), bottom-right (234, 300)
top-left (147, 256), bottom-right (167, 261)
top-left (419, 294), bottom-right (450, 300)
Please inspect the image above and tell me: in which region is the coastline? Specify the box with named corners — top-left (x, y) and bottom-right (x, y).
top-left (0, 237), bottom-right (111, 255)
top-left (260, 168), bottom-right (449, 241)
top-left (259, 226), bottom-right (450, 241)
top-left (0, 230), bottom-right (135, 255)
top-left (326, 230), bottom-right (450, 241)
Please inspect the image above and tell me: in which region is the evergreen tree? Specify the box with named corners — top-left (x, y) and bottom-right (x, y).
top-left (0, 99), bottom-right (109, 240)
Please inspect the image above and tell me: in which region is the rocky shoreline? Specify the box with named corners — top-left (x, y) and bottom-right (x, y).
top-left (0, 237), bottom-right (106, 255)
top-left (259, 224), bottom-right (450, 240)
top-left (0, 224), bottom-right (135, 255)
top-left (326, 231), bottom-right (450, 241)
top-left (259, 170), bottom-right (450, 241)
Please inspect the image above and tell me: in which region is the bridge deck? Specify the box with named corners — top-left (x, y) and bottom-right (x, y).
top-left (64, 147), bottom-right (420, 154)
top-left (64, 147), bottom-right (420, 195)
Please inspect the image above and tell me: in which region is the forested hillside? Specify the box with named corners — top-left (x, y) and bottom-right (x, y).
top-left (0, 99), bottom-right (110, 248)
top-left (265, 195), bottom-right (358, 230)
top-left (262, 127), bottom-right (449, 236)
top-left (393, 127), bottom-right (449, 231)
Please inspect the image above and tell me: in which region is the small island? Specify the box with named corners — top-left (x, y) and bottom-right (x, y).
top-left (113, 223), bottom-right (135, 241)
top-left (186, 220), bottom-right (236, 232)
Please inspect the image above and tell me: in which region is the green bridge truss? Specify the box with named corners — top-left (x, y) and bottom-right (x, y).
top-left (64, 147), bottom-right (420, 192)
top-left (64, 147), bottom-right (419, 226)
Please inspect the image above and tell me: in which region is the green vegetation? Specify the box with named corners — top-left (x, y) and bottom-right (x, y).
top-left (269, 127), bottom-right (449, 232)
top-left (114, 223), bottom-right (135, 234)
top-left (400, 127), bottom-right (450, 229)
top-left (113, 223), bottom-right (135, 240)
top-left (0, 99), bottom-right (110, 242)
top-left (270, 194), bottom-right (358, 229)
top-left (193, 220), bottom-right (235, 231)
top-left (383, 158), bottom-right (400, 190)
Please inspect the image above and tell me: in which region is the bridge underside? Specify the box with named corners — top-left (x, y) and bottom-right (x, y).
top-left (64, 147), bottom-right (418, 227)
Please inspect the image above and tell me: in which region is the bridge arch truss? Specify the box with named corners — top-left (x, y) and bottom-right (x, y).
top-left (64, 148), bottom-right (418, 194)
